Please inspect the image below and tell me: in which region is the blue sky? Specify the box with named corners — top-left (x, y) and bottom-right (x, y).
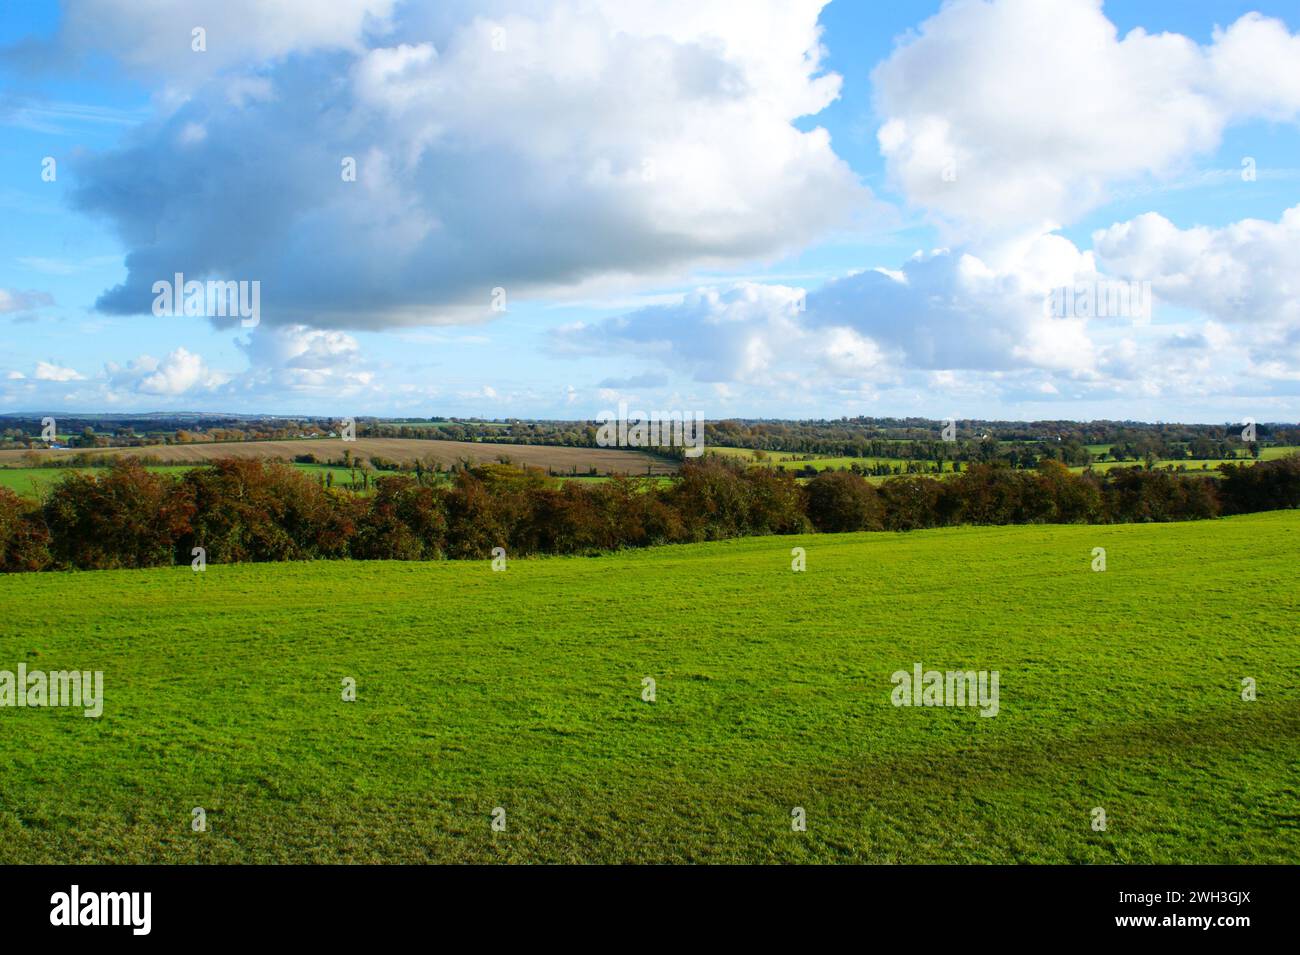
top-left (1, 0), bottom-right (1298, 422)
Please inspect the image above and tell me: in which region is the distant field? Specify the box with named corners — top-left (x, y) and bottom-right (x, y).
top-left (789, 456), bottom-right (955, 473)
top-left (0, 465), bottom-right (193, 498)
top-left (0, 463), bottom-right (376, 499)
top-left (1081, 459), bottom-right (1234, 474)
top-left (709, 447), bottom-right (955, 475)
top-left (552, 474), bottom-right (674, 488)
top-left (0, 437), bottom-right (677, 476)
top-left (1, 512), bottom-right (1296, 863)
top-left (384, 420), bottom-right (510, 430)
top-left (709, 444), bottom-right (1299, 478)
top-left (1076, 446), bottom-right (1298, 475)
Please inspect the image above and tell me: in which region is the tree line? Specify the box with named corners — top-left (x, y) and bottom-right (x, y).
top-left (0, 455), bottom-right (1297, 573)
top-left (7, 413), bottom-right (1297, 462)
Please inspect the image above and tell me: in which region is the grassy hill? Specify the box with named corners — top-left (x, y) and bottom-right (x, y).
top-left (1, 513), bottom-right (1296, 863)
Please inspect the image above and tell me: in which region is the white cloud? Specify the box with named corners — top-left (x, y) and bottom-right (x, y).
top-left (805, 233), bottom-right (1099, 374)
top-left (1208, 13), bottom-right (1300, 122)
top-left (239, 323), bottom-right (361, 370)
top-left (61, 0), bottom-right (396, 81)
top-left (34, 361), bottom-right (85, 382)
top-left (77, 0), bottom-right (867, 330)
top-left (5, 329), bottom-right (374, 410)
top-left (140, 348), bottom-right (225, 395)
top-left (557, 212), bottom-right (1300, 405)
top-left (1092, 203), bottom-right (1300, 383)
top-left (817, 326), bottom-right (886, 378)
top-left (872, 0), bottom-right (1300, 233)
top-left (105, 348), bottom-right (226, 396)
top-left (554, 282), bottom-right (814, 383)
top-left (233, 324), bottom-right (374, 395)
top-left (557, 223), bottom-right (1116, 399)
top-left (1093, 204), bottom-right (1300, 326)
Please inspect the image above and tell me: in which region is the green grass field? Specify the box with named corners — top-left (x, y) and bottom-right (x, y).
top-left (709, 446), bottom-right (956, 476)
top-left (0, 465), bottom-right (196, 498)
top-left (709, 444), bottom-right (1299, 480)
top-left (0, 463), bottom-right (382, 498)
top-left (1, 513), bottom-right (1297, 863)
top-left (1078, 447), bottom-right (1297, 473)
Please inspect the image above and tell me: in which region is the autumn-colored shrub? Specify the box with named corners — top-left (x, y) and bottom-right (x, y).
top-left (805, 470), bottom-right (881, 532)
top-left (0, 488), bottom-right (51, 572)
top-left (180, 458), bottom-right (351, 563)
top-left (43, 460), bottom-right (192, 569)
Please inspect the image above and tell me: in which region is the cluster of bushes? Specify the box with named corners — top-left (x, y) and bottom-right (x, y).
top-left (0, 455), bottom-right (1297, 572)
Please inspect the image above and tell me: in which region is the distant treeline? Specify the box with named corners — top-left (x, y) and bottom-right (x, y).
top-left (1, 455), bottom-right (1298, 573)
top-left (0, 418), bottom-right (340, 451)
top-left (5, 415), bottom-right (1297, 468)
top-left (356, 417), bottom-right (1300, 466)
top-left (703, 417), bottom-right (1300, 458)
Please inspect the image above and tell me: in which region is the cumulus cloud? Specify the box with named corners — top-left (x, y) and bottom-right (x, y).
top-left (233, 324), bottom-right (375, 396)
top-left (564, 197), bottom-right (1300, 402)
top-left (105, 348), bottom-right (227, 396)
top-left (59, 0), bottom-right (395, 81)
top-left (239, 323), bottom-right (361, 370)
top-left (33, 361), bottom-right (85, 382)
top-left (557, 202), bottom-right (1300, 400)
top-left (5, 328), bottom-right (374, 409)
top-left (1093, 204), bottom-right (1300, 326)
top-left (556, 227), bottom-right (1122, 391)
top-left (1207, 13), bottom-right (1300, 122)
top-left (556, 280), bottom-right (910, 395)
top-left (1092, 203), bottom-right (1300, 381)
top-left (872, 0), bottom-right (1300, 233)
top-left (555, 283), bottom-right (816, 383)
top-left (72, 0), bottom-right (866, 329)
top-left (804, 234), bottom-right (1100, 374)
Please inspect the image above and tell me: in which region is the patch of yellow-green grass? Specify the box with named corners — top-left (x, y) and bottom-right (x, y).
top-left (0, 465), bottom-right (194, 500)
top-left (0, 463), bottom-right (381, 500)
